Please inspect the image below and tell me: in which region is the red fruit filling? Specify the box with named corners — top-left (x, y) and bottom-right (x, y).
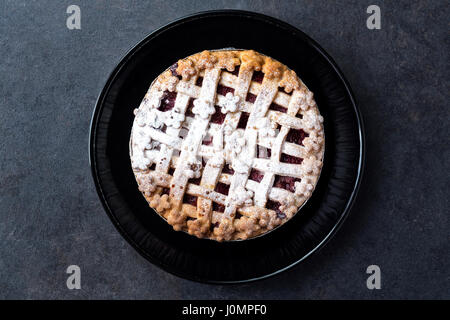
top-left (251, 71), bottom-right (264, 83)
top-left (188, 177), bottom-right (201, 185)
top-left (214, 182), bottom-right (230, 195)
top-left (230, 66), bottom-right (240, 76)
top-left (212, 202), bottom-right (225, 213)
top-left (273, 175), bottom-right (301, 192)
top-left (185, 98), bottom-right (195, 117)
top-left (202, 136), bottom-right (213, 145)
top-left (222, 163), bottom-right (235, 174)
top-left (169, 63), bottom-right (182, 79)
top-left (249, 169), bottom-right (264, 182)
top-left (269, 103), bottom-right (287, 113)
top-left (195, 76), bottom-right (203, 86)
top-left (280, 153), bottom-right (303, 164)
top-left (266, 200), bottom-right (286, 219)
top-left (183, 194), bottom-right (198, 206)
top-left (286, 128), bottom-right (308, 146)
top-left (278, 87), bottom-right (292, 95)
top-left (237, 112), bottom-right (249, 129)
top-left (217, 84), bottom-right (235, 96)
top-left (246, 92), bottom-right (257, 103)
top-left (210, 106), bottom-right (226, 124)
top-left (257, 146), bottom-right (271, 158)
top-left (158, 91), bottom-right (177, 112)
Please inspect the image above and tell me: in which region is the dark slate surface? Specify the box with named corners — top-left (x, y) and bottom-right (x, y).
top-left (0, 0), bottom-right (448, 299)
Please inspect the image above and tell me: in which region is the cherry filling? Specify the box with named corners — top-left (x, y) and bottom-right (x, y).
top-left (209, 222), bottom-right (219, 232)
top-left (214, 182), bottom-right (230, 195)
top-left (251, 71), bottom-right (264, 83)
top-left (202, 136), bottom-right (213, 145)
top-left (280, 153), bottom-right (303, 164)
top-left (185, 98), bottom-right (195, 117)
top-left (229, 66), bottom-right (240, 77)
top-left (249, 169), bottom-right (264, 182)
top-left (169, 63), bottom-right (182, 79)
top-left (212, 202), bottom-right (225, 213)
top-left (217, 84), bottom-right (235, 96)
top-left (161, 187), bottom-right (170, 195)
top-left (222, 163), bottom-right (235, 174)
top-left (273, 175), bottom-right (301, 193)
top-left (266, 200), bottom-right (286, 219)
top-left (269, 102), bottom-right (287, 113)
top-left (158, 91), bottom-right (177, 112)
top-left (257, 146), bottom-right (271, 158)
top-left (278, 87), bottom-right (293, 95)
top-left (195, 76), bottom-right (203, 86)
top-left (246, 92), bottom-right (257, 103)
top-left (188, 177), bottom-right (201, 185)
top-left (183, 194), bottom-right (198, 206)
top-left (286, 128), bottom-right (309, 146)
top-left (210, 106), bottom-right (226, 124)
top-left (237, 112), bottom-right (249, 129)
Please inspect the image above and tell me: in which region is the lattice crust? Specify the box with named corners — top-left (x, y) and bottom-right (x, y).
top-left (130, 50), bottom-right (324, 241)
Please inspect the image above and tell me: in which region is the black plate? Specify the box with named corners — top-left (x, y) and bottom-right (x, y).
top-left (89, 10), bottom-right (364, 283)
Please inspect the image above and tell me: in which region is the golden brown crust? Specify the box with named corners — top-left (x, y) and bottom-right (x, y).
top-left (175, 50), bottom-right (302, 91)
top-left (130, 49), bottom-right (324, 241)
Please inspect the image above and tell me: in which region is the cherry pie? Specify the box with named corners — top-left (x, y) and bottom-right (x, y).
top-left (130, 50), bottom-right (324, 241)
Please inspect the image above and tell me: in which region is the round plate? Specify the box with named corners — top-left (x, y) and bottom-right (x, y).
top-left (89, 10), bottom-right (364, 283)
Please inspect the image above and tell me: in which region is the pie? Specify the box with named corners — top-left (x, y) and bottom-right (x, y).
top-left (130, 49), bottom-right (324, 241)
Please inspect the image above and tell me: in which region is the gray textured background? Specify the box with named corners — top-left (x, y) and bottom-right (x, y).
top-left (0, 0), bottom-right (448, 299)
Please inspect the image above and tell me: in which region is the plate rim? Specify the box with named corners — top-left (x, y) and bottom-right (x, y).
top-left (89, 9), bottom-right (365, 284)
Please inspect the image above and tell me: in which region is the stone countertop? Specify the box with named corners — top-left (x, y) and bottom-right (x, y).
top-left (0, 0), bottom-right (448, 299)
